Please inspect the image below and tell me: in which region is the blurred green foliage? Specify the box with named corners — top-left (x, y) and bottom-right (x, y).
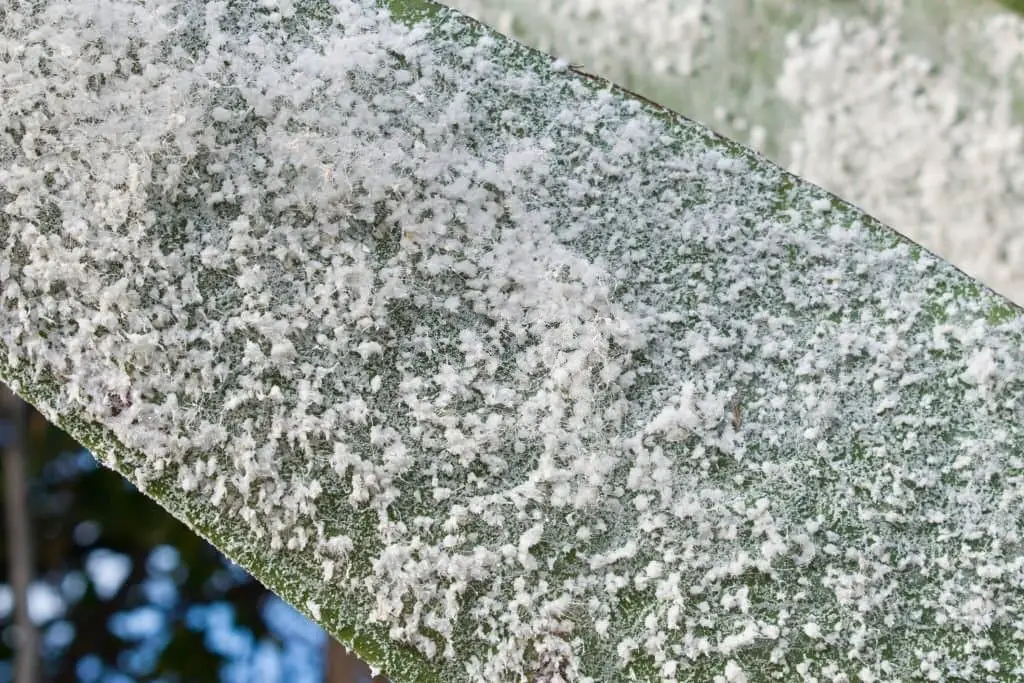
top-left (998, 0), bottom-right (1024, 15)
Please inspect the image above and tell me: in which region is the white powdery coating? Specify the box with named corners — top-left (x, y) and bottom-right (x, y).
top-left (3, 1), bottom-right (1024, 682)
top-left (445, 0), bottom-right (1024, 306)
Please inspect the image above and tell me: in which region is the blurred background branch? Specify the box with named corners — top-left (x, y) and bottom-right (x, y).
top-left (2, 383), bottom-right (39, 683)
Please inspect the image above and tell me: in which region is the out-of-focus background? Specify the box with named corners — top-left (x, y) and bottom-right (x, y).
top-left (5, 0), bottom-right (1024, 681)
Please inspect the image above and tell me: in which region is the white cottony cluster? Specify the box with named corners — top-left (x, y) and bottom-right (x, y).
top-left (3, 0), bottom-right (1024, 681)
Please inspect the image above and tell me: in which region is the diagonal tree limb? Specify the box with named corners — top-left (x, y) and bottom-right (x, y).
top-left (4, 1), bottom-right (1024, 681)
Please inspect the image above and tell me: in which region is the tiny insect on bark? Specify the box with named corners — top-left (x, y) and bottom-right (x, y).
top-left (568, 64), bottom-right (602, 82)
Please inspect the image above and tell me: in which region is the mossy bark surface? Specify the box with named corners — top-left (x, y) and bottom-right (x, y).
top-left (3, 0), bottom-right (1024, 680)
